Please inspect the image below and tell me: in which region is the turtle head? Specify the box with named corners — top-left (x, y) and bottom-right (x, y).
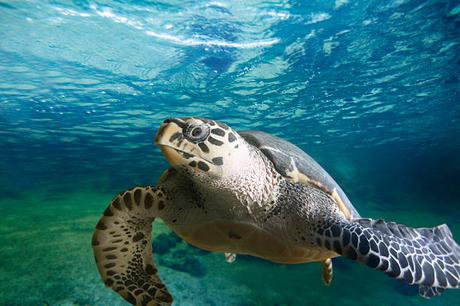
top-left (155, 117), bottom-right (249, 181)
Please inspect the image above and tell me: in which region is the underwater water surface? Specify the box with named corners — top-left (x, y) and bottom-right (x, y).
top-left (1, 0), bottom-right (460, 305)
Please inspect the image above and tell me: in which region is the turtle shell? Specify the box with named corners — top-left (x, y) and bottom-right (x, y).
top-left (239, 130), bottom-right (360, 220)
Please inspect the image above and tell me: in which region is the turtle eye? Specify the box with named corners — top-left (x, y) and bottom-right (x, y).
top-left (191, 127), bottom-right (203, 137)
top-left (185, 123), bottom-right (210, 142)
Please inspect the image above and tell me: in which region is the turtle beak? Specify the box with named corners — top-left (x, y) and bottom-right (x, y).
top-left (154, 123), bottom-right (171, 146)
top-left (154, 119), bottom-right (186, 166)
top-left (154, 118), bottom-right (185, 145)
top-left (155, 118), bottom-right (197, 166)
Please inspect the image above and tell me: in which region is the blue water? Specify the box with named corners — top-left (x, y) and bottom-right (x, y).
top-left (1, 0), bottom-right (460, 305)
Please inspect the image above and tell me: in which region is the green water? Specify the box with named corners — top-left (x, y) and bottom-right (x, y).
top-left (1, 174), bottom-right (458, 305)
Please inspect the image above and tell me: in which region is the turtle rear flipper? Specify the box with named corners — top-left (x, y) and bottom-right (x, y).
top-left (321, 258), bottom-right (333, 286)
top-left (92, 187), bottom-right (173, 306)
top-left (315, 218), bottom-right (460, 298)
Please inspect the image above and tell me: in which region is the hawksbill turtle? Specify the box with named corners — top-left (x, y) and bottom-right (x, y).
top-left (92, 117), bottom-right (460, 305)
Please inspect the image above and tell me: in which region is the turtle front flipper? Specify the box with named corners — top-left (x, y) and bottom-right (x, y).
top-left (92, 187), bottom-right (173, 306)
top-left (315, 218), bottom-right (460, 298)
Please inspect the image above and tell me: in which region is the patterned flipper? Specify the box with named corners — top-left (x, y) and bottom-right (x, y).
top-left (92, 187), bottom-right (173, 306)
top-left (315, 218), bottom-right (460, 298)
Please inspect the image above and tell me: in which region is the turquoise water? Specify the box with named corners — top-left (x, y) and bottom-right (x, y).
top-left (1, 0), bottom-right (460, 305)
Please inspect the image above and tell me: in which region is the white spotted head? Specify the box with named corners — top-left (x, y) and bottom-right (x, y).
top-left (154, 117), bottom-right (251, 181)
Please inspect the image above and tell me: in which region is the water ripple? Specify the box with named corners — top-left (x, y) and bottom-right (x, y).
top-left (145, 30), bottom-right (280, 48)
top-left (0, 0), bottom-right (459, 188)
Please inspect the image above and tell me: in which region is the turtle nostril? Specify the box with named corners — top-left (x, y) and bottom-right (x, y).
top-left (163, 118), bottom-right (172, 124)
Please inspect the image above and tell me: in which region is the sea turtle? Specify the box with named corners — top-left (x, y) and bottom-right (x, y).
top-left (92, 117), bottom-right (460, 305)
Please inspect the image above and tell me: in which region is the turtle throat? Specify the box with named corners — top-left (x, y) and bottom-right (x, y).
top-left (195, 145), bottom-right (283, 214)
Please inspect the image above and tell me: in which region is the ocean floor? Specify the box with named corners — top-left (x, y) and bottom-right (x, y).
top-left (0, 180), bottom-right (459, 306)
